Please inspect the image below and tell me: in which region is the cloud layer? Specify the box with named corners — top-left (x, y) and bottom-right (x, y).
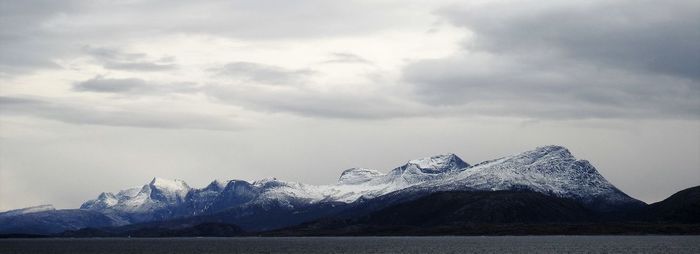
top-left (403, 0), bottom-right (699, 119)
top-left (0, 96), bottom-right (242, 130)
top-left (1, 0), bottom-right (698, 210)
top-left (4, 0), bottom-right (696, 123)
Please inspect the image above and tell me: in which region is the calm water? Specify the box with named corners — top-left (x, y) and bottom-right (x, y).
top-left (1, 236), bottom-right (699, 254)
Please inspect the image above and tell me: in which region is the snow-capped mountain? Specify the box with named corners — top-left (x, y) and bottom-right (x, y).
top-left (87, 178), bottom-right (189, 206)
top-left (78, 152), bottom-right (471, 222)
top-left (79, 178), bottom-right (193, 223)
top-left (411, 146), bottom-right (640, 210)
top-left (2, 145), bottom-right (645, 234)
top-left (77, 145), bottom-right (639, 226)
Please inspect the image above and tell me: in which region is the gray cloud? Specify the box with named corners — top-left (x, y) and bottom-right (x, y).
top-left (0, 0), bottom-right (413, 76)
top-left (439, 0), bottom-right (700, 80)
top-left (0, 0), bottom-right (82, 76)
top-left (401, 0), bottom-right (700, 120)
top-left (205, 83), bottom-right (428, 119)
top-left (323, 52), bottom-right (372, 65)
top-left (404, 53), bottom-right (699, 119)
top-left (108, 0), bottom-right (412, 39)
top-left (73, 77), bottom-right (149, 93)
top-left (73, 76), bottom-right (198, 95)
top-left (212, 62), bottom-right (315, 85)
top-left (83, 46), bottom-right (177, 71)
top-left (203, 61), bottom-right (427, 119)
top-left (0, 96), bottom-right (241, 131)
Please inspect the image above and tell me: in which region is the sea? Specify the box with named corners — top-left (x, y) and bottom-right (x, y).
top-left (1, 236), bottom-right (699, 254)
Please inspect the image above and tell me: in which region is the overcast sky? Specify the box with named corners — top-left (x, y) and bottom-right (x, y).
top-left (1, 0), bottom-right (698, 211)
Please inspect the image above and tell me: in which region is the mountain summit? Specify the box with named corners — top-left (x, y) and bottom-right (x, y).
top-left (405, 153), bottom-right (470, 174)
top-left (415, 145), bottom-right (641, 211)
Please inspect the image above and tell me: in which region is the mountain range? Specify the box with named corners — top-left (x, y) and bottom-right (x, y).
top-left (1, 145), bottom-right (697, 236)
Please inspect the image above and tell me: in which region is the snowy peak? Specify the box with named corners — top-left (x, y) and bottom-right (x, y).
top-left (252, 178), bottom-right (292, 189)
top-left (223, 180), bottom-right (253, 191)
top-left (403, 153), bottom-right (470, 174)
top-left (98, 192), bottom-right (117, 200)
top-left (449, 145), bottom-right (640, 209)
top-left (81, 178), bottom-right (192, 214)
top-left (147, 177), bottom-right (191, 203)
top-left (469, 146), bottom-right (576, 172)
top-left (536, 145), bottom-right (572, 154)
top-left (80, 192), bottom-right (118, 210)
top-left (378, 153), bottom-right (471, 186)
top-left (149, 177), bottom-right (190, 192)
top-left (204, 180), bottom-right (229, 192)
top-left (210, 180), bottom-right (258, 208)
top-left (521, 145), bottom-right (574, 161)
top-left (115, 188), bottom-right (141, 200)
top-left (338, 168), bottom-right (384, 185)
top-left (500, 145), bottom-right (587, 175)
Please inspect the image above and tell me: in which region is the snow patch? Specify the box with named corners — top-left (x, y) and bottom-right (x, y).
top-left (338, 168), bottom-right (384, 185)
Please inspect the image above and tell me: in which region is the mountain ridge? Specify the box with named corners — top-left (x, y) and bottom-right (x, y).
top-left (0, 145), bottom-right (654, 234)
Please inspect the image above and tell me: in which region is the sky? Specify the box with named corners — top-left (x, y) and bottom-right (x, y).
top-left (0, 0), bottom-right (698, 211)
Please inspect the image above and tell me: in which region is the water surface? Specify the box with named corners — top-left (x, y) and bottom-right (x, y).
top-left (1, 236), bottom-right (699, 254)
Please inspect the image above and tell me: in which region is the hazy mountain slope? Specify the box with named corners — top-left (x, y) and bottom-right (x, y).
top-left (644, 186), bottom-right (700, 223)
top-left (62, 222), bottom-right (245, 238)
top-left (0, 205), bottom-right (55, 218)
top-left (0, 209), bottom-right (117, 235)
top-left (266, 190), bottom-right (599, 235)
top-left (267, 189), bottom-right (700, 236)
top-left (360, 191), bottom-right (597, 226)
